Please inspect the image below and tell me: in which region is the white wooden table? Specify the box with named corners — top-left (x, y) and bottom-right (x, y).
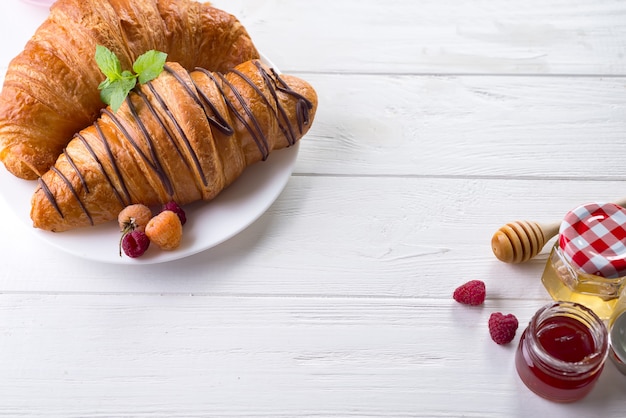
top-left (1, 0), bottom-right (625, 416)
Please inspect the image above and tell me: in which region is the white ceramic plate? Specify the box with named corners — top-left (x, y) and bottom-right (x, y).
top-left (0, 55), bottom-right (299, 264)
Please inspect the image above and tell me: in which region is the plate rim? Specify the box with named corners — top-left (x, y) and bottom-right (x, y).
top-left (0, 53), bottom-right (300, 265)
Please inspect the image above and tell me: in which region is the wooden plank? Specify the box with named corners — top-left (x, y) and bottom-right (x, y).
top-left (212, 0), bottom-right (626, 75)
top-left (2, 0), bottom-right (626, 76)
top-left (0, 71), bottom-right (622, 179)
top-left (0, 1), bottom-right (625, 417)
top-left (296, 73), bottom-right (626, 177)
top-left (1, 176), bottom-right (624, 298)
top-left (0, 294), bottom-right (624, 416)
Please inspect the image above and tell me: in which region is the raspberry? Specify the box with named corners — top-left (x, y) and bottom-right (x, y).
top-left (118, 204), bottom-right (152, 232)
top-left (453, 280), bottom-right (486, 306)
top-left (121, 230), bottom-right (150, 258)
top-left (488, 312), bottom-right (519, 345)
top-left (145, 210), bottom-right (183, 250)
top-left (162, 200), bottom-right (186, 225)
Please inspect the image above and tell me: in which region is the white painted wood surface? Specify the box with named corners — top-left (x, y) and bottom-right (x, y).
top-left (1, 0), bottom-right (625, 416)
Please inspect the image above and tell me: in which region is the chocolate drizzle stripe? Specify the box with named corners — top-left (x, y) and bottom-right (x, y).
top-left (37, 61), bottom-right (314, 229)
top-left (217, 72), bottom-right (270, 160)
top-left (234, 66), bottom-right (296, 146)
top-left (164, 65), bottom-right (204, 109)
top-left (169, 65), bottom-right (233, 136)
top-left (94, 121), bottom-right (131, 205)
top-left (75, 132), bottom-right (126, 207)
top-left (63, 148), bottom-right (89, 194)
top-left (102, 108), bottom-right (155, 169)
top-left (103, 103), bottom-right (175, 197)
top-left (250, 64), bottom-right (295, 141)
top-left (191, 78), bottom-right (234, 136)
top-left (264, 64), bottom-right (313, 135)
top-left (51, 166), bottom-right (94, 226)
top-left (147, 81), bottom-right (208, 187)
top-left (126, 96), bottom-right (175, 197)
top-left (38, 177), bottom-right (64, 219)
top-left (135, 88), bottom-right (188, 167)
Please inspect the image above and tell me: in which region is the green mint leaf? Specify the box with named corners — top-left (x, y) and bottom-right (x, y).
top-left (100, 77), bottom-right (137, 112)
top-left (120, 70), bottom-right (136, 80)
top-left (95, 45), bottom-right (122, 80)
top-left (120, 75), bottom-right (138, 92)
top-left (99, 82), bottom-right (116, 107)
top-left (133, 50), bottom-right (167, 84)
top-left (113, 77), bottom-right (137, 112)
top-left (108, 88), bottom-right (128, 113)
top-left (95, 46), bottom-right (165, 112)
top-left (98, 78), bottom-right (112, 91)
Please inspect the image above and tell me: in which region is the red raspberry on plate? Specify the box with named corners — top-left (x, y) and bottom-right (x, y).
top-left (488, 312), bottom-right (519, 345)
top-left (162, 200), bottom-right (186, 225)
top-left (121, 230), bottom-right (150, 258)
top-left (453, 280), bottom-right (486, 306)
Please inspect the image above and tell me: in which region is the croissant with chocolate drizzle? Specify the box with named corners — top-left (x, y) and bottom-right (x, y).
top-left (30, 60), bottom-right (317, 232)
top-left (0, 0), bottom-right (259, 180)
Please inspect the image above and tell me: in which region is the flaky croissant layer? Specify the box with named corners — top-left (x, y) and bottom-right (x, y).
top-left (30, 60), bottom-right (318, 232)
top-left (0, 0), bottom-right (259, 180)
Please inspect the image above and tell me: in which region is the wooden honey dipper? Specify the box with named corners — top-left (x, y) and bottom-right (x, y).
top-left (491, 220), bottom-right (560, 264)
top-left (491, 197), bottom-right (626, 264)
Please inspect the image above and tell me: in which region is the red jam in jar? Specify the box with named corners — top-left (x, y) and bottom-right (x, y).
top-left (515, 301), bottom-right (608, 403)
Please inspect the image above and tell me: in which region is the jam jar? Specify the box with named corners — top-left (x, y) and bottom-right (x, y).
top-left (541, 202), bottom-right (626, 319)
top-left (515, 301), bottom-right (608, 403)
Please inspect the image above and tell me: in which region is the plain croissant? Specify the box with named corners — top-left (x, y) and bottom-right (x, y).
top-left (0, 0), bottom-right (259, 180)
top-left (30, 60), bottom-right (317, 232)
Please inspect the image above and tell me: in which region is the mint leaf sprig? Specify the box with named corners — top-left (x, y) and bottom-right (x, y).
top-left (95, 45), bottom-right (167, 112)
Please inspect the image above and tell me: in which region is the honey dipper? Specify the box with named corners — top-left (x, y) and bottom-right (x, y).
top-left (491, 197), bottom-right (626, 264)
top-left (491, 220), bottom-right (560, 264)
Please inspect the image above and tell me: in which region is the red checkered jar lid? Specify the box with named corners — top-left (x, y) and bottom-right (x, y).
top-left (559, 202), bottom-right (626, 278)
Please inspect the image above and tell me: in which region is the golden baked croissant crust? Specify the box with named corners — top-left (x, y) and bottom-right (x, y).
top-left (0, 0), bottom-right (259, 180)
top-left (30, 60), bottom-right (318, 232)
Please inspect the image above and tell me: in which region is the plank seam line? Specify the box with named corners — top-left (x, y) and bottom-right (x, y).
top-left (0, 291), bottom-right (548, 302)
top-left (291, 173), bottom-right (626, 182)
top-left (286, 70), bottom-right (626, 78)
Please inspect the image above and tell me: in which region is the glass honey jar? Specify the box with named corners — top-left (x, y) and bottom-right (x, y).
top-left (541, 202), bottom-right (626, 319)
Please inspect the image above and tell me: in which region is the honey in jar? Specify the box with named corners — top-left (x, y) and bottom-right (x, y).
top-left (541, 202), bottom-right (626, 319)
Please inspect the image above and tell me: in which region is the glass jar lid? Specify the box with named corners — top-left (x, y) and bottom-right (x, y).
top-left (559, 202), bottom-right (626, 278)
